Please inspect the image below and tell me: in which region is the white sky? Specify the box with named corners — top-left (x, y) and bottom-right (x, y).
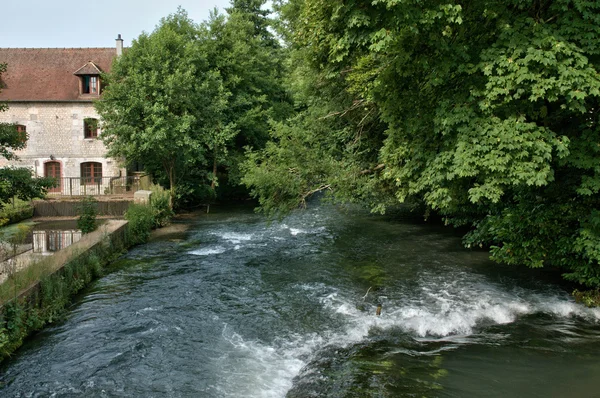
top-left (1, 0), bottom-right (233, 48)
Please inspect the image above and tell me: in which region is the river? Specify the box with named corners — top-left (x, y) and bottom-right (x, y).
top-left (1, 204), bottom-right (600, 397)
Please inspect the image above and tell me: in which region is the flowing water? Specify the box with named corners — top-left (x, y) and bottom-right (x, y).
top-left (2, 205), bottom-right (600, 397)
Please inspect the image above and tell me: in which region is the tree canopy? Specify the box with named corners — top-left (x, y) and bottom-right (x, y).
top-left (242, 0), bottom-right (600, 289)
top-left (97, 2), bottom-right (291, 207)
top-left (96, 10), bottom-right (225, 206)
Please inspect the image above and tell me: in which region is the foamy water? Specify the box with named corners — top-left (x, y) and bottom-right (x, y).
top-left (210, 274), bottom-right (600, 397)
top-left (189, 246), bottom-right (227, 256)
top-left (189, 218), bottom-right (600, 397)
top-left (210, 279), bottom-right (600, 397)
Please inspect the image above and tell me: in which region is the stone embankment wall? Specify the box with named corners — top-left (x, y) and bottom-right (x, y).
top-left (0, 220), bottom-right (129, 361)
top-left (33, 199), bottom-right (131, 217)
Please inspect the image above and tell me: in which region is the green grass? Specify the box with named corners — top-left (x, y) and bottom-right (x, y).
top-left (0, 256), bottom-right (55, 304)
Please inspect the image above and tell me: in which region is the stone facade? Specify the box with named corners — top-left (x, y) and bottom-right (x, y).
top-left (0, 102), bottom-right (121, 177)
top-left (0, 42), bottom-right (127, 190)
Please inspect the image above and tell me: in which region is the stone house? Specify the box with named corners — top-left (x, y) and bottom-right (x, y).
top-left (0, 36), bottom-right (126, 195)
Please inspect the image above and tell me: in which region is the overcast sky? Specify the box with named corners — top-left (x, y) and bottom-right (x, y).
top-left (1, 0), bottom-right (234, 48)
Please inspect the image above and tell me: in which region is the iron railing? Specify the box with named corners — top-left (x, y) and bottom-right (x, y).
top-left (47, 176), bottom-right (141, 196)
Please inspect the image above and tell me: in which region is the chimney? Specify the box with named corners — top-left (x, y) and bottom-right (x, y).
top-left (116, 34), bottom-right (124, 57)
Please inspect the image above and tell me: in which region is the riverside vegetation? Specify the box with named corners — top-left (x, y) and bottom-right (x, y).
top-left (93, 0), bottom-right (600, 303)
top-left (2, 0), bottom-right (599, 306)
top-left (240, 0), bottom-right (600, 303)
top-left (77, 196), bottom-right (99, 234)
top-left (0, 187), bottom-right (173, 362)
top-left (0, 200), bottom-right (34, 228)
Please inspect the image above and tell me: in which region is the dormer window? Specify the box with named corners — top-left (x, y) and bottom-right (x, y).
top-left (74, 61), bottom-right (103, 96)
top-left (82, 75), bottom-right (98, 94)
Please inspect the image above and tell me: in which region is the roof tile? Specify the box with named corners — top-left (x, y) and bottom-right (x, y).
top-left (0, 48), bottom-right (116, 101)
top-left (73, 61), bottom-right (103, 76)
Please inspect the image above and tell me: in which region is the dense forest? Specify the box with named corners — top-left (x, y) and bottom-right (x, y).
top-left (95, 0), bottom-right (600, 296)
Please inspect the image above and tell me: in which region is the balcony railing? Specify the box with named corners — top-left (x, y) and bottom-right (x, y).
top-left (47, 176), bottom-right (141, 196)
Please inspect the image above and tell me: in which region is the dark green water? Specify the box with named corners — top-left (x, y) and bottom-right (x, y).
top-left (1, 205), bottom-right (600, 397)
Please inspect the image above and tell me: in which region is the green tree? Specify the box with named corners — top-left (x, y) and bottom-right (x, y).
top-left (226, 0), bottom-right (277, 46)
top-left (244, 0), bottom-right (600, 289)
top-left (96, 9), bottom-right (229, 207)
top-left (0, 168), bottom-right (54, 208)
top-left (98, 4), bottom-right (291, 207)
top-left (194, 1), bottom-right (292, 201)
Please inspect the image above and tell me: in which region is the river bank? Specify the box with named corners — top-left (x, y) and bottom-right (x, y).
top-left (0, 219), bottom-right (130, 361)
top-left (0, 200), bottom-right (197, 362)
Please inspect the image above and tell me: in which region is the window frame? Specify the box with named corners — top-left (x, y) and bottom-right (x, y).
top-left (81, 75), bottom-right (100, 95)
top-left (15, 124), bottom-right (27, 144)
top-left (90, 76), bottom-right (98, 93)
top-left (80, 162), bottom-right (102, 185)
top-left (83, 118), bottom-right (99, 139)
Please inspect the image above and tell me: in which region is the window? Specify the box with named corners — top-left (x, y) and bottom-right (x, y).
top-left (47, 231), bottom-right (65, 252)
top-left (84, 118), bottom-right (99, 139)
top-left (82, 75), bottom-right (99, 94)
top-left (81, 162), bottom-right (102, 184)
top-left (44, 161), bottom-right (61, 193)
top-left (14, 124), bottom-right (27, 144)
top-left (74, 62), bottom-right (102, 95)
top-left (90, 76), bottom-right (97, 93)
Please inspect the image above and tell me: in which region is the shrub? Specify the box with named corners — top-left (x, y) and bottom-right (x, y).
top-left (0, 202), bottom-right (34, 228)
top-left (77, 196), bottom-right (98, 234)
top-left (125, 203), bottom-right (154, 245)
top-left (150, 185), bottom-right (174, 228)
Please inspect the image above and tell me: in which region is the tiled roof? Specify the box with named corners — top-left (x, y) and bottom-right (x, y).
top-left (0, 48), bottom-right (116, 101)
top-left (73, 61), bottom-right (103, 76)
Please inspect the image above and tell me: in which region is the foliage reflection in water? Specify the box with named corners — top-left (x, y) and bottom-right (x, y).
top-left (1, 205), bottom-right (600, 397)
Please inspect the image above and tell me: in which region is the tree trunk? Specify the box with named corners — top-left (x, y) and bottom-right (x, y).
top-left (211, 147), bottom-right (218, 190)
top-left (165, 162), bottom-right (175, 209)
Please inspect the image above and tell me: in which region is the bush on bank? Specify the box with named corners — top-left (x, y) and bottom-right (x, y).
top-left (125, 184), bottom-right (174, 245)
top-left (150, 185), bottom-right (174, 228)
top-left (125, 204), bottom-right (154, 245)
top-left (0, 202), bottom-right (33, 228)
top-left (77, 196), bottom-right (98, 234)
top-left (573, 289), bottom-right (600, 308)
